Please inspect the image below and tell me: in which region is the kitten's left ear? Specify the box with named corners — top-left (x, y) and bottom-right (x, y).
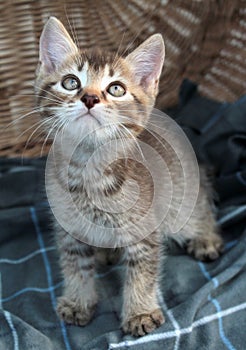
top-left (125, 34), bottom-right (165, 94)
top-left (39, 16), bottom-right (78, 72)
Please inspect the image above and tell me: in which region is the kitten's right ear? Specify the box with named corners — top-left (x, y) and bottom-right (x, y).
top-left (39, 16), bottom-right (78, 72)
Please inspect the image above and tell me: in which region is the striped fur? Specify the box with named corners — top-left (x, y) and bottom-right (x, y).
top-left (36, 17), bottom-right (223, 336)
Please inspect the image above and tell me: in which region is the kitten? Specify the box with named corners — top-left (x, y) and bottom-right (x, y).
top-left (36, 17), bottom-right (223, 337)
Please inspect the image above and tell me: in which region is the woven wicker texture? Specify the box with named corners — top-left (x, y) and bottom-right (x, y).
top-left (0, 0), bottom-right (245, 157)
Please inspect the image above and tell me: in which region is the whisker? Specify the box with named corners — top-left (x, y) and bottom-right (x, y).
top-left (21, 110), bottom-right (65, 157)
top-left (34, 85), bottom-right (64, 102)
top-left (21, 116), bottom-right (57, 160)
top-left (51, 118), bottom-right (69, 165)
top-left (5, 107), bottom-right (43, 130)
top-left (113, 126), bottom-right (129, 163)
top-left (40, 120), bottom-right (58, 157)
top-left (118, 122), bottom-right (146, 162)
top-left (119, 2), bottom-right (159, 58)
top-left (117, 112), bottom-right (169, 155)
top-left (17, 93), bottom-right (63, 105)
top-left (64, 7), bottom-right (78, 47)
top-left (16, 115), bottom-right (55, 142)
top-left (118, 108), bottom-right (170, 133)
top-left (60, 119), bottom-right (70, 154)
top-left (63, 7), bottom-right (83, 69)
top-left (112, 30), bottom-right (126, 68)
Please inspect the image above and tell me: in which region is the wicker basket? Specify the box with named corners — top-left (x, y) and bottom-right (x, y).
top-left (0, 0), bottom-right (245, 157)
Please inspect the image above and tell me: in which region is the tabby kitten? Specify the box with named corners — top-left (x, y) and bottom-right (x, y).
top-left (36, 17), bottom-right (223, 336)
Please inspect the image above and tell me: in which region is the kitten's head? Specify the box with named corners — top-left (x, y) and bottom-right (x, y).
top-left (36, 17), bottom-right (165, 147)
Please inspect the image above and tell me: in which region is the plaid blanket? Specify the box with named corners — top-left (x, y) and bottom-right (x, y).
top-left (0, 86), bottom-right (246, 349)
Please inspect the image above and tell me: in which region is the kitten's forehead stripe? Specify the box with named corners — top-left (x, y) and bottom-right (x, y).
top-left (109, 67), bottom-right (114, 77)
top-left (78, 61), bottom-right (88, 87)
top-left (80, 49), bottom-right (117, 73)
top-left (83, 50), bottom-right (106, 72)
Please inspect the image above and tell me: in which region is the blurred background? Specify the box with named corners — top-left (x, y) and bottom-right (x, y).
top-left (0, 0), bottom-right (245, 157)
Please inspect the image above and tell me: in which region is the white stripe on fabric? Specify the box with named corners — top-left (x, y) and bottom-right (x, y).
top-left (30, 207), bottom-right (72, 350)
top-left (218, 205), bottom-right (246, 225)
top-left (198, 262), bottom-right (236, 350)
top-left (0, 282), bottom-right (63, 303)
top-left (0, 247), bottom-right (56, 265)
top-left (108, 302), bottom-right (246, 349)
top-left (157, 289), bottom-right (181, 350)
top-left (3, 310), bottom-right (19, 350)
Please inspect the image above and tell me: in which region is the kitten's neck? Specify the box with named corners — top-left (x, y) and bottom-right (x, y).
top-left (51, 134), bottom-right (134, 193)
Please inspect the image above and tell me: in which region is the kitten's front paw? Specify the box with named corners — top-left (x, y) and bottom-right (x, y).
top-left (57, 297), bottom-right (96, 326)
top-left (122, 309), bottom-right (165, 337)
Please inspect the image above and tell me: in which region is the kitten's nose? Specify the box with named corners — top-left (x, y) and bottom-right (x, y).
top-left (81, 93), bottom-right (100, 109)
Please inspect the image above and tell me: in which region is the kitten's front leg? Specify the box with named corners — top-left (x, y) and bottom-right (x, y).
top-left (56, 232), bottom-right (98, 326)
top-left (122, 238), bottom-right (165, 336)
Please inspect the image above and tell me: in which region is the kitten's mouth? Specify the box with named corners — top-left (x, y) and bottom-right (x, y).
top-left (75, 112), bottom-right (102, 126)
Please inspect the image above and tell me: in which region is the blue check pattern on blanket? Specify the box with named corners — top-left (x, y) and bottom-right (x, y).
top-left (0, 87), bottom-right (246, 350)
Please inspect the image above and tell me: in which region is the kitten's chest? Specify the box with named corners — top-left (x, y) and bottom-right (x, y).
top-left (67, 161), bottom-right (117, 197)
top-left (47, 148), bottom-right (159, 246)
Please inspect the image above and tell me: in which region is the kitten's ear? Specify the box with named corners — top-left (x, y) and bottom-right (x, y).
top-left (39, 16), bottom-right (78, 72)
top-left (125, 34), bottom-right (165, 94)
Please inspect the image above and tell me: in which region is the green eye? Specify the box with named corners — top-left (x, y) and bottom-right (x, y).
top-left (62, 75), bottom-right (80, 90)
top-left (107, 83), bottom-right (126, 97)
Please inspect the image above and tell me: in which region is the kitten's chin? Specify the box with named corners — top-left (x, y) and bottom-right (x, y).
top-left (75, 113), bottom-right (101, 127)
top-left (65, 116), bottom-right (112, 149)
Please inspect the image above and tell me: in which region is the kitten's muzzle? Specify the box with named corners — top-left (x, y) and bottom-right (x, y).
top-left (81, 93), bottom-right (100, 109)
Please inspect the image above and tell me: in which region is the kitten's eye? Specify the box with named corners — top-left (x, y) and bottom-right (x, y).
top-left (62, 75), bottom-right (80, 90)
top-left (107, 83), bottom-right (126, 97)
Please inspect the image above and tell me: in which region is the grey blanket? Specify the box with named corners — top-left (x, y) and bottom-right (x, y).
top-left (0, 158), bottom-right (245, 350)
top-left (0, 85), bottom-right (246, 349)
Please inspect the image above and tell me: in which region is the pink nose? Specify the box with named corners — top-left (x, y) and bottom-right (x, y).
top-left (81, 94), bottom-right (100, 109)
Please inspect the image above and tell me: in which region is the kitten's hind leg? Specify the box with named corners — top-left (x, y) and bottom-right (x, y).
top-left (180, 199), bottom-right (223, 262)
top-left (187, 231), bottom-right (223, 261)
top-left (56, 231), bottom-right (98, 326)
